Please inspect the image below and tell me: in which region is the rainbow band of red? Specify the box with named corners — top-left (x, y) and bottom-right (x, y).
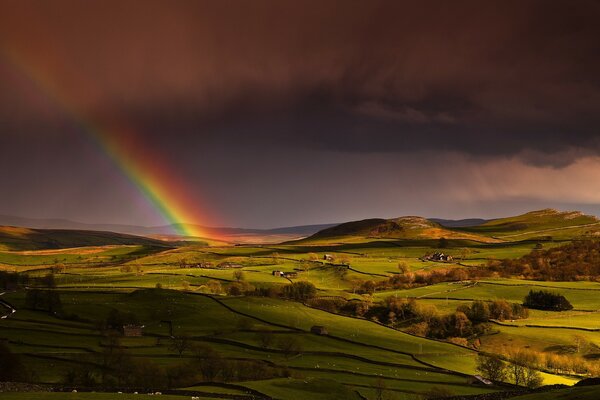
top-left (1, 49), bottom-right (210, 239)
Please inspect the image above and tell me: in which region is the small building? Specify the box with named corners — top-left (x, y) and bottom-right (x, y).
top-left (272, 271), bottom-right (285, 277)
top-left (217, 262), bottom-right (244, 269)
top-left (284, 272), bottom-right (298, 279)
top-left (425, 252), bottom-right (453, 262)
top-left (324, 254), bottom-right (334, 261)
top-left (311, 325), bottom-right (328, 335)
top-left (123, 324), bottom-right (143, 337)
top-left (470, 375), bottom-right (493, 385)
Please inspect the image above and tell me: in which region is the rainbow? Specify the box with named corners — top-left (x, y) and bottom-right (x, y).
top-left (0, 48), bottom-right (214, 239)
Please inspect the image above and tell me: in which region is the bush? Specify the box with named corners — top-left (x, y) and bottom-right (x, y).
top-left (282, 281), bottom-right (317, 301)
top-left (523, 290), bottom-right (573, 311)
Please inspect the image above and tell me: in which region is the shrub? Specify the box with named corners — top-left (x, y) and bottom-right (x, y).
top-left (523, 290), bottom-right (573, 311)
top-left (282, 281), bottom-right (317, 301)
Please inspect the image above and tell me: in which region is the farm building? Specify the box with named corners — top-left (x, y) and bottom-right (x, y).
top-left (424, 252), bottom-right (453, 262)
top-left (217, 262), bottom-right (244, 269)
top-left (272, 271), bottom-right (285, 277)
top-left (311, 325), bottom-right (328, 335)
top-left (285, 272), bottom-right (298, 279)
top-left (123, 324), bottom-right (143, 337)
top-left (470, 375), bottom-right (493, 385)
top-left (324, 254), bottom-right (334, 261)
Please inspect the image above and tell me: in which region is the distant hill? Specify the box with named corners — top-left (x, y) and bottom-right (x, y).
top-left (458, 208), bottom-right (600, 240)
top-left (0, 215), bottom-right (336, 242)
top-left (0, 226), bottom-right (169, 251)
top-left (429, 218), bottom-right (488, 227)
top-left (306, 216), bottom-right (499, 243)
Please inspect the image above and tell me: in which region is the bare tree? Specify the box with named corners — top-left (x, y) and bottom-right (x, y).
top-left (233, 270), bottom-right (245, 282)
top-left (476, 354), bottom-right (507, 382)
top-left (169, 335), bottom-right (192, 357)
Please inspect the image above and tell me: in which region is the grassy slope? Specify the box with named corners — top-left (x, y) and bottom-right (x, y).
top-left (302, 216), bottom-right (501, 244)
top-left (0, 226), bottom-right (170, 251)
top-left (511, 385), bottom-right (600, 399)
top-left (458, 209), bottom-right (600, 240)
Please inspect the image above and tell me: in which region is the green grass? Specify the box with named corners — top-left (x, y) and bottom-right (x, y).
top-left (5, 220), bottom-right (600, 398)
top-left (511, 385), bottom-right (600, 399)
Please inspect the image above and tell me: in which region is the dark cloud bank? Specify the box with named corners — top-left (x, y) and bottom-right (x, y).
top-left (1, 0), bottom-right (600, 226)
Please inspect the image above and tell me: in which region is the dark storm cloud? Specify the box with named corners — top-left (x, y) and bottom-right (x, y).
top-left (1, 0), bottom-right (599, 165)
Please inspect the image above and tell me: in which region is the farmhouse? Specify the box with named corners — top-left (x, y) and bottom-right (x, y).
top-left (311, 325), bottom-right (328, 335)
top-left (272, 271), bottom-right (285, 277)
top-left (425, 252), bottom-right (453, 262)
top-left (123, 324), bottom-right (143, 337)
top-left (324, 254), bottom-right (334, 261)
top-left (217, 262), bottom-right (244, 269)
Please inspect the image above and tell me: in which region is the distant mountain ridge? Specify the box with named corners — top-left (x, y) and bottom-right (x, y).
top-left (306, 209), bottom-right (600, 243)
top-left (307, 216), bottom-right (500, 243)
top-left (0, 214), bottom-right (337, 239)
top-left (0, 225), bottom-right (168, 251)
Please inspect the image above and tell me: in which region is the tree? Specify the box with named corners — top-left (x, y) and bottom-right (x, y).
top-left (276, 336), bottom-right (302, 358)
top-left (469, 300), bottom-right (491, 323)
top-left (0, 342), bottom-right (25, 380)
top-left (397, 261), bottom-right (409, 274)
top-left (523, 290), bottom-right (573, 311)
top-left (373, 377), bottom-right (387, 400)
top-left (452, 311), bottom-right (472, 337)
top-left (233, 270), bottom-right (245, 282)
top-left (307, 253), bottom-right (319, 262)
top-left (257, 331), bottom-right (274, 348)
top-left (438, 237), bottom-right (449, 249)
top-left (573, 334), bottom-right (589, 354)
top-left (206, 280), bottom-right (222, 294)
top-left (169, 336), bottom-right (192, 357)
top-left (282, 281), bottom-right (317, 301)
top-left (476, 354), bottom-right (507, 382)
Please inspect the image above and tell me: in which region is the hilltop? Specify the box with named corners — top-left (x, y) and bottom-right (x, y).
top-left (457, 208), bottom-right (600, 240)
top-left (306, 216), bottom-right (500, 243)
top-left (0, 226), bottom-right (169, 251)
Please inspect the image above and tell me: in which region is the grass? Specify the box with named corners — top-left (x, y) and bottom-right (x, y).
top-left (4, 220), bottom-right (600, 398)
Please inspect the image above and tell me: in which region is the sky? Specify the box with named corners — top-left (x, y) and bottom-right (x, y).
top-left (1, 0), bottom-right (600, 229)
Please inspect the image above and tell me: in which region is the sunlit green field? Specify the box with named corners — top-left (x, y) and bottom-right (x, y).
top-left (2, 227), bottom-right (600, 399)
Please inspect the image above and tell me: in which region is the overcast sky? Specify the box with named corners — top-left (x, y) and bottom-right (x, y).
top-left (1, 0), bottom-right (600, 228)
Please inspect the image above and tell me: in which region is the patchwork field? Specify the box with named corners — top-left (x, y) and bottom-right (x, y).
top-left (2, 210), bottom-right (600, 399)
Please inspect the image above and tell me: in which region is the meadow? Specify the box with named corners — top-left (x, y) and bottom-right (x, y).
top-left (2, 210), bottom-right (600, 399)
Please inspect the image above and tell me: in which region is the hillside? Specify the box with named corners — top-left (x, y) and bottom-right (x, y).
top-left (0, 215), bottom-right (336, 243)
top-left (0, 226), bottom-right (170, 251)
top-left (458, 209), bottom-right (600, 240)
top-left (306, 216), bottom-right (500, 243)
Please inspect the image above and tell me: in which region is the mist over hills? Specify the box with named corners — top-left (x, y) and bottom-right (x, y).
top-left (1, 208), bottom-right (598, 247)
top-left (0, 214), bottom-right (337, 240)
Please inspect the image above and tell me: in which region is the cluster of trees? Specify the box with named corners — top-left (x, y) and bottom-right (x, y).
top-left (523, 290), bottom-right (573, 311)
top-left (306, 296), bottom-right (527, 342)
top-left (489, 240), bottom-right (600, 281)
top-left (0, 271), bottom-right (30, 290)
top-left (353, 268), bottom-right (473, 294)
top-left (281, 281), bottom-right (317, 301)
top-left (476, 353), bottom-right (542, 388)
top-left (97, 309), bottom-right (139, 333)
top-left (24, 289), bottom-right (62, 314)
top-left (0, 342), bottom-right (28, 381)
top-left (64, 338), bottom-right (292, 389)
top-left (479, 344), bottom-right (600, 386)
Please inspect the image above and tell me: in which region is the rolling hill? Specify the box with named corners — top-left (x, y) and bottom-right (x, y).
top-left (0, 214), bottom-right (336, 243)
top-left (0, 226), bottom-right (170, 251)
top-left (305, 216), bottom-right (500, 243)
top-left (457, 209), bottom-right (600, 240)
